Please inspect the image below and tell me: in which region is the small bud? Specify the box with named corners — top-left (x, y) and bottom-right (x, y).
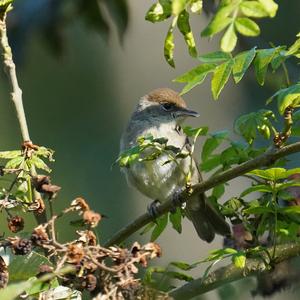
top-left (7, 216), bottom-right (24, 233)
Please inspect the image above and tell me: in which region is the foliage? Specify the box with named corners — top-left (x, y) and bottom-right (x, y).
top-left (1, 0), bottom-right (300, 299)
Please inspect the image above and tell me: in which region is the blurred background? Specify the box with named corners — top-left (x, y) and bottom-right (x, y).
top-left (0, 0), bottom-right (299, 299)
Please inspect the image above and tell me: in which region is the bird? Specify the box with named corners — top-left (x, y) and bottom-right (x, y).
top-left (120, 88), bottom-right (230, 242)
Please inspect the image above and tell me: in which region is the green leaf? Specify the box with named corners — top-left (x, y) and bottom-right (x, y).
top-left (9, 252), bottom-right (52, 281)
top-left (211, 59), bottom-right (234, 99)
top-left (286, 33), bottom-right (300, 56)
top-left (201, 1), bottom-right (239, 37)
top-left (145, 0), bottom-right (172, 22)
top-left (254, 48), bottom-right (277, 85)
top-left (234, 109), bottom-right (275, 144)
top-left (177, 10), bottom-right (197, 57)
top-left (202, 130), bottom-right (229, 161)
top-left (239, 1), bottom-right (269, 18)
top-left (212, 184), bottom-right (225, 199)
top-left (207, 247), bottom-right (237, 261)
top-left (169, 208), bottom-right (182, 233)
top-left (235, 17), bottom-right (260, 36)
top-left (183, 126), bottom-right (208, 137)
top-left (166, 271), bottom-right (193, 282)
top-left (233, 48), bottom-right (256, 83)
top-left (200, 155), bottom-right (221, 172)
top-left (5, 156), bottom-right (24, 169)
top-left (174, 64), bottom-right (216, 94)
top-left (174, 64), bottom-right (217, 82)
top-left (221, 23), bottom-right (237, 53)
top-left (143, 266), bottom-right (166, 284)
top-left (29, 156), bottom-right (51, 172)
top-left (232, 253), bottom-right (246, 268)
top-left (243, 206), bottom-right (274, 214)
top-left (0, 150), bottom-right (22, 159)
top-left (151, 214), bottom-right (168, 241)
top-left (279, 206), bottom-right (300, 214)
top-left (247, 168), bottom-right (300, 181)
top-left (190, 0), bottom-right (202, 14)
top-left (198, 51), bottom-right (232, 63)
top-left (258, 0), bottom-right (278, 18)
top-left (140, 222), bottom-right (156, 235)
top-left (170, 261), bottom-right (195, 271)
top-left (240, 184), bottom-right (272, 197)
top-left (164, 21), bottom-right (176, 67)
top-left (25, 276), bottom-right (59, 296)
top-left (172, 0), bottom-right (186, 15)
top-left (276, 84), bottom-right (300, 115)
top-left (0, 281), bottom-right (33, 300)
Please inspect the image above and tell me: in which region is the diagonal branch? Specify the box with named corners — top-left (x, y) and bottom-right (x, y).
top-left (169, 242), bottom-right (300, 299)
top-left (104, 142), bottom-right (300, 247)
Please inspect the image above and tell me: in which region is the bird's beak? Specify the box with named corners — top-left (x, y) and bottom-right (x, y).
top-left (175, 107), bottom-right (200, 118)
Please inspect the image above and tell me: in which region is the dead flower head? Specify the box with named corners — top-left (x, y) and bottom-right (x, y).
top-left (67, 243), bottom-right (85, 264)
top-left (7, 215), bottom-right (24, 233)
top-left (31, 225), bottom-right (49, 246)
top-left (83, 210), bottom-right (101, 228)
top-left (71, 197), bottom-right (90, 212)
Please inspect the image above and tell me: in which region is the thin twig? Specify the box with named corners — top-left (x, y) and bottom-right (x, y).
top-left (104, 142), bottom-right (300, 247)
top-left (0, 8), bottom-right (47, 224)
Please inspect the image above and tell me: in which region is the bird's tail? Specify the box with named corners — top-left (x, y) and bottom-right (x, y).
top-left (186, 194), bottom-right (231, 243)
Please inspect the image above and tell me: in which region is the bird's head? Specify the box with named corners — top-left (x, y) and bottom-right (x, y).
top-left (136, 88), bottom-right (199, 125)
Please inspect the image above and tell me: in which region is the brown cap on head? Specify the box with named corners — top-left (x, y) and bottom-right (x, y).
top-left (146, 88), bottom-right (187, 108)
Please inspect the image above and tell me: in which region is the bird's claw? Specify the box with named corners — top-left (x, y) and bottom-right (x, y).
top-left (147, 200), bottom-right (161, 219)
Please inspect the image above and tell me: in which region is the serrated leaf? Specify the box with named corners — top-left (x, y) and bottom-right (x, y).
top-left (232, 253), bottom-right (246, 268)
top-left (198, 51), bottom-right (232, 63)
top-left (145, 0), bottom-right (172, 23)
top-left (240, 1), bottom-right (269, 18)
top-left (9, 251), bottom-right (51, 281)
top-left (235, 17), bottom-right (260, 36)
top-left (151, 214), bottom-right (168, 241)
top-left (211, 59), bottom-right (234, 99)
top-left (233, 47), bottom-right (256, 83)
top-left (254, 48), bottom-right (277, 85)
top-left (221, 23), bottom-right (237, 53)
top-left (169, 208), bottom-right (182, 233)
top-left (177, 10), bottom-right (197, 57)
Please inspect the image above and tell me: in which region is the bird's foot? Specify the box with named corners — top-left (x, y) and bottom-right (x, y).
top-left (171, 188), bottom-right (186, 213)
top-left (147, 200), bottom-right (161, 219)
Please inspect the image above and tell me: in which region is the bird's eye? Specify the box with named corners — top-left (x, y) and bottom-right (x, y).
top-left (161, 102), bottom-right (174, 111)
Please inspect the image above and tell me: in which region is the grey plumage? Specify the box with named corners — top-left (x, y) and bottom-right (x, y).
top-left (120, 88), bottom-right (230, 242)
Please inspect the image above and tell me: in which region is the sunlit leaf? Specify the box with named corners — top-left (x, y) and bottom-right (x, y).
top-left (190, 0), bottom-right (202, 14)
top-left (233, 48), bottom-right (256, 83)
top-left (232, 252), bottom-right (246, 268)
top-left (240, 184), bottom-right (272, 197)
top-left (220, 24), bottom-right (237, 53)
top-left (198, 51), bottom-right (231, 63)
top-left (258, 0), bottom-right (278, 18)
top-left (164, 20), bottom-right (176, 67)
top-left (211, 59), bottom-right (234, 99)
top-left (240, 1), bottom-right (269, 18)
top-left (145, 0), bottom-right (172, 23)
top-left (235, 17), bottom-right (260, 36)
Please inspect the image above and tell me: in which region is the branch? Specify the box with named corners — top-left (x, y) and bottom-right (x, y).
top-left (0, 7), bottom-right (30, 142)
top-left (0, 6), bottom-right (47, 224)
top-left (169, 242), bottom-right (300, 299)
top-left (104, 142), bottom-right (300, 247)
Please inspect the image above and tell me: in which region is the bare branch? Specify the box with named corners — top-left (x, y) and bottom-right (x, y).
top-left (104, 142), bottom-right (300, 247)
top-left (169, 242), bottom-right (300, 299)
